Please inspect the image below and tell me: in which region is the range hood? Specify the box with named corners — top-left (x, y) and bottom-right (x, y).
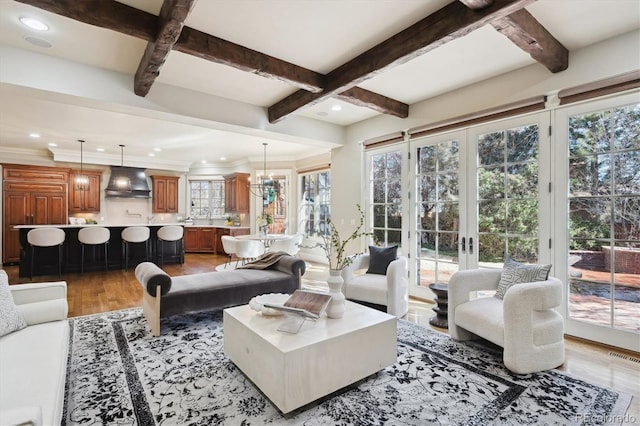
top-left (105, 166), bottom-right (151, 198)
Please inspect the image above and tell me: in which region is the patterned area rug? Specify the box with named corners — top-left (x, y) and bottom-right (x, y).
top-left (62, 308), bottom-right (631, 425)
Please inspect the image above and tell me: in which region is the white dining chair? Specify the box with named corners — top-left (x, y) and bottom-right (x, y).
top-left (78, 226), bottom-right (111, 273)
top-left (266, 235), bottom-right (301, 256)
top-left (220, 235), bottom-right (238, 267)
top-left (235, 239), bottom-right (265, 265)
top-left (27, 228), bottom-right (66, 279)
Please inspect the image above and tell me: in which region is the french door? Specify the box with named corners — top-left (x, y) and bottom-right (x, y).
top-left (410, 113), bottom-right (551, 299)
top-left (554, 93), bottom-right (640, 351)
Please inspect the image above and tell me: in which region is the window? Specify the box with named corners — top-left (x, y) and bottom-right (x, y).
top-left (299, 171), bottom-right (331, 236)
top-left (369, 150), bottom-right (403, 246)
top-left (190, 180), bottom-right (225, 218)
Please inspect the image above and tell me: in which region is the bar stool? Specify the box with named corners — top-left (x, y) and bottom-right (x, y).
top-left (121, 226), bottom-right (150, 270)
top-left (78, 227), bottom-right (110, 273)
top-left (27, 228), bottom-right (65, 279)
top-left (156, 225), bottom-right (184, 266)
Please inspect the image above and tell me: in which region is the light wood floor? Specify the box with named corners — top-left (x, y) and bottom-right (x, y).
top-left (3, 253), bottom-right (638, 424)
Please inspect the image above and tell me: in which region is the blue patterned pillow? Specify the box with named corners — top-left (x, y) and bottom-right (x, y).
top-left (494, 257), bottom-right (552, 300)
top-left (0, 270), bottom-right (27, 337)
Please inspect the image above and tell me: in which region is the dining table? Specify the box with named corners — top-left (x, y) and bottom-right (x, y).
top-left (235, 233), bottom-right (288, 248)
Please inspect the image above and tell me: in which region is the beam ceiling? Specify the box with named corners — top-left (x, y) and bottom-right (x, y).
top-left (15, 0), bottom-right (568, 125)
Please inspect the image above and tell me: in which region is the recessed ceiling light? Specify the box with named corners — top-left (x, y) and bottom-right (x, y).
top-left (148, 153), bottom-right (155, 157)
top-left (19, 17), bottom-right (49, 31)
top-left (153, 147), bottom-right (161, 152)
top-left (220, 157), bottom-right (227, 161)
top-left (24, 36), bottom-right (53, 48)
top-left (47, 142), bottom-right (57, 147)
top-left (331, 104), bottom-right (342, 111)
top-left (29, 133), bottom-right (40, 138)
top-left (96, 148), bottom-right (105, 152)
top-left (201, 160), bottom-right (207, 164)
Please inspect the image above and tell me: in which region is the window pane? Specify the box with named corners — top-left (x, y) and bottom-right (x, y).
top-left (478, 131), bottom-right (505, 166)
top-left (478, 166), bottom-right (505, 199)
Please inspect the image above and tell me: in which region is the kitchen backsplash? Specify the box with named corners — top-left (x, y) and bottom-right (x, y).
top-left (70, 198), bottom-right (180, 225)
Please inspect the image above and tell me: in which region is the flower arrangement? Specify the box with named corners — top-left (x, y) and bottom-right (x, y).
top-left (312, 204), bottom-right (371, 271)
top-left (256, 211), bottom-right (273, 229)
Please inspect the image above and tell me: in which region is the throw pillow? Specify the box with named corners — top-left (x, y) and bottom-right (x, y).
top-left (366, 245), bottom-right (398, 275)
top-left (495, 257), bottom-right (552, 300)
top-left (0, 270), bottom-right (27, 337)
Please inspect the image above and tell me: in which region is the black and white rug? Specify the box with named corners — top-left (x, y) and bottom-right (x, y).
top-left (62, 308), bottom-right (631, 425)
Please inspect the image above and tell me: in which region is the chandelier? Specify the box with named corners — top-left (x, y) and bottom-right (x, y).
top-left (247, 142), bottom-right (278, 205)
top-left (75, 139), bottom-right (89, 191)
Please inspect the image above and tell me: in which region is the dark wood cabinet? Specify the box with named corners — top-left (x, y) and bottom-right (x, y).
top-left (2, 165), bottom-right (68, 264)
top-left (69, 169), bottom-right (101, 213)
top-left (152, 175), bottom-right (179, 213)
top-left (224, 173), bottom-right (249, 213)
top-left (184, 227), bottom-right (215, 252)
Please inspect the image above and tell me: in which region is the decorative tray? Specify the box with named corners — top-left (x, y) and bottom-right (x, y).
top-left (248, 293), bottom-right (290, 316)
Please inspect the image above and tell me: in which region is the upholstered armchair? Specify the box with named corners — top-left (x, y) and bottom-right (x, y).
top-left (448, 268), bottom-right (565, 374)
top-left (341, 254), bottom-right (409, 318)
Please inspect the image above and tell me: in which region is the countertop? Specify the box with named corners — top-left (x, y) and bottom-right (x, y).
top-left (14, 223), bottom-right (250, 229)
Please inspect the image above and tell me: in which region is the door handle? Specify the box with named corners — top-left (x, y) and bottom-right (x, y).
top-left (469, 237), bottom-right (474, 254)
top-left (461, 237), bottom-right (466, 253)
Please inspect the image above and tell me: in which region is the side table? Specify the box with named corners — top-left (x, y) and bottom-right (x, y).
top-left (428, 283), bottom-right (448, 329)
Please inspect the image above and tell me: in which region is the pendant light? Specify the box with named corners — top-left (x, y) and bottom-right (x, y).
top-left (247, 142), bottom-right (277, 199)
top-left (75, 139), bottom-right (89, 191)
top-left (115, 144), bottom-right (131, 191)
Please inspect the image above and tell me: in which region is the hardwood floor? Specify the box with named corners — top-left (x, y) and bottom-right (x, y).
top-left (3, 253), bottom-right (638, 423)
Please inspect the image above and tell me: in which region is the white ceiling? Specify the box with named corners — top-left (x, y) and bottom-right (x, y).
top-left (0, 0), bottom-right (638, 170)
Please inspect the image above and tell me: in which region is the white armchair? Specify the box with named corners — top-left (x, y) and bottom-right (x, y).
top-left (448, 268), bottom-right (565, 374)
top-left (341, 254), bottom-right (409, 318)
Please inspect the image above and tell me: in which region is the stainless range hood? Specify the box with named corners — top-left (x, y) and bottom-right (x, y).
top-left (105, 166), bottom-right (151, 198)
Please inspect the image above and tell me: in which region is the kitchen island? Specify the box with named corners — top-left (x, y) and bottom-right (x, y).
top-left (15, 223), bottom-right (249, 277)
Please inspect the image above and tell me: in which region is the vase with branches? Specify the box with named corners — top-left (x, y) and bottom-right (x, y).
top-left (306, 204), bottom-right (371, 318)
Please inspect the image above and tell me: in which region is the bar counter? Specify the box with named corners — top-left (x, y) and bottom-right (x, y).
top-left (15, 223), bottom-right (191, 277)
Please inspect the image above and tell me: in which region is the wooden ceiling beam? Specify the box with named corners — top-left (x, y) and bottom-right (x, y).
top-left (334, 87), bottom-right (409, 118)
top-left (268, 0), bottom-right (535, 123)
top-left (175, 27), bottom-right (325, 93)
top-left (15, 0), bottom-right (157, 41)
top-left (492, 8), bottom-right (569, 73)
top-left (459, 0), bottom-right (495, 9)
top-left (134, 0), bottom-right (196, 97)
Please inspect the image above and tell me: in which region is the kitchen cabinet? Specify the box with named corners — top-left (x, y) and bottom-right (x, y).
top-left (151, 175), bottom-right (179, 213)
top-left (69, 169), bottom-right (101, 213)
top-left (2, 165), bottom-right (68, 264)
top-left (184, 227), bottom-right (215, 253)
top-left (224, 173), bottom-right (249, 213)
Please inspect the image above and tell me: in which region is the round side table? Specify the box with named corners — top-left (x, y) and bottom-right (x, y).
top-left (428, 283), bottom-right (449, 329)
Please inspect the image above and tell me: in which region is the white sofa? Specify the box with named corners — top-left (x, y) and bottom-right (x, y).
top-left (0, 279), bottom-right (69, 426)
top-left (448, 268), bottom-right (564, 374)
top-left (341, 254), bottom-right (409, 318)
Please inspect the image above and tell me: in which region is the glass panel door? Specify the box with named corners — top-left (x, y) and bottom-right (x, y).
top-left (415, 135), bottom-right (462, 293)
top-left (556, 94), bottom-right (639, 351)
top-left (474, 122), bottom-right (546, 267)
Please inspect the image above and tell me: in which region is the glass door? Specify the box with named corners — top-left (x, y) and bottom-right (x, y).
top-left (409, 113), bottom-right (551, 299)
top-left (413, 131), bottom-right (465, 299)
top-left (470, 115), bottom-right (552, 268)
top-left (555, 93), bottom-right (639, 351)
